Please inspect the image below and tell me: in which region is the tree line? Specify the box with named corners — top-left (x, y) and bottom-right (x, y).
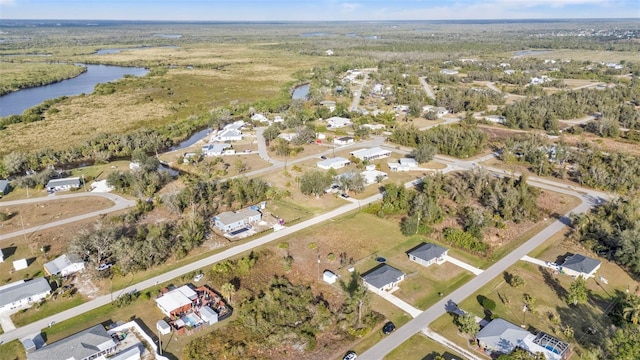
top-left (390, 124), bottom-right (488, 158)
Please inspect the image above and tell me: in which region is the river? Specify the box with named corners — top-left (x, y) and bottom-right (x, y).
top-left (0, 64), bottom-right (149, 117)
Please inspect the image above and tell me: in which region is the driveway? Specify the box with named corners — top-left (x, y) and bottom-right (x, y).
top-left (443, 255), bottom-right (483, 275)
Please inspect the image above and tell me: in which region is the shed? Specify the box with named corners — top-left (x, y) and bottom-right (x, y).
top-left (199, 306), bottom-right (219, 325)
top-left (0, 179), bottom-right (10, 196)
top-left (13, 258), bottom-right (28, 271)
top-left (156, 320), bottom-right (171, 335)
top-left (323, 270), bottom-right (339, 285)
top-left (22, 338), bottom-right (36, 353)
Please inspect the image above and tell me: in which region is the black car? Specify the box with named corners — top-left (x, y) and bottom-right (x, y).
top-left (320, 155), bottom-right (327, 159)
top-left (382, 321), bottom-right (396, 335)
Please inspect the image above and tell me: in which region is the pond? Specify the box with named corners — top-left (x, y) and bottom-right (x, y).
top-left (170, 128), bottom-right (211, 151)
top-left (291, 83), bottom-right (310, 100)
top-left (94, 45), bottom-right (179, 55)
top-left (513, 49), bottom-right (552, 57)
top-left (0, 64), bottom-right (149, 117)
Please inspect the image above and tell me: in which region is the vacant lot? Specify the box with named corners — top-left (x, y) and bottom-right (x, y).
top-left (385, 333), bottom-right (464, 360)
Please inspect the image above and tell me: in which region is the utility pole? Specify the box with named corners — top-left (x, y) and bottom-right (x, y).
top-left (317, 249), bottom-right (320, 280)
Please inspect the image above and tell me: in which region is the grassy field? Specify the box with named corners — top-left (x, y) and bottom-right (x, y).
top-left (385, 333), bottom-right (464, 360)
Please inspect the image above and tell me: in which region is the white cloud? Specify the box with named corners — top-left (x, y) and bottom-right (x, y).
top-left (340, 2), bottom-right (361, 12)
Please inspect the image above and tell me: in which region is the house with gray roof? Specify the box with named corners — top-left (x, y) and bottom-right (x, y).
top-left (561, 254), bottom-right (601, 278)
top-left (361, 264), bottom-right (405, 293)
top-left (317, 157), bottom-right (351, 170)
top-left (0, 179), bottom-right (10, 197)
top-left (46, 177), bottom-right (81, 192)
top-left (476, 318), bottom-right (530, 355)
top-left (27, 324), bottom-right (117, 360)
top-left (44, 253), bottom-right (85, 277)
top-left (349, 147), bottom-right (391, 162)
top-left (213, 208), bottom-right (262, 233)
top-left (0, 278), bottom-right (51, 312)
top-left (407, 243), bottom-right (448, 267)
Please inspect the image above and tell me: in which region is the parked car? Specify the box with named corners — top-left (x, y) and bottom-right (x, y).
top-left (194, 273), bottom-right (204, 282)
top-left (340, 193), bottom-right (350, 199)
top-left (97, 263), bottom-right (112, 271)
top-left (320, 155), bottom-right (327, 159)
top-left (382, 321), bottom-right (396, 335)
top-left (343, 351), bottom-right (357, 360)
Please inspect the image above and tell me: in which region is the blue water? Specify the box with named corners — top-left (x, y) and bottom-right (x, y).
top-left (292, 84), bottom-right (310, 100)
top-left (514, 50), bottom-right (552, 57)
top-left (95, 46), bottom-right (179, 55)
top-left (0, 64), bottom-right (148, 117)
top-left (171, 128), bottom-right (211, 151)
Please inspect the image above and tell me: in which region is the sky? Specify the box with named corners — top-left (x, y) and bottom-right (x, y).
top-left (0, 0), bottom-right (638, 21)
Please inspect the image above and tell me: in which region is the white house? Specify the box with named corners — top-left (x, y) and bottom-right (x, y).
top-left (350, 147), bottom-right (391, 162)
top-left (440, 69), bottom-right (459, 75)
top-left (361, 123), bottom-right (386, 131)
top-left (435, 106), bottom-right (449, 117)
top-left (504, 69), bottom-right (516, 75)
top-left (251, 113), bottom-right (269, 123)
top-left (319, 100), bottom-right (336, 112)
top-left (199, 305), bottom-right (219, 325)
top-left (213, 208), bottom-right (262, 233)
top-left (155, 285), bottom-right (198, 317)
top-left (0, 278), bottom-right (51, 312)
top-left (407, 243), bottom-right (448, 267)
top-left (530, 76), bottom-right (550, 85)
top-left (361, 264), bottom-right (405, 293)
top-left (202, 143), bottom-right (231, 157)
top-left (224, 120), bottom-right (245, 131)
top-left (485, 115), bottom-right (507, 124)
top-left (317, 157), bottom-right (351, 170)
top-left (323, 270), bottom-right (339, 284)
top-left (360, 169), bottom-right (387, 185)
top-left (44, 254), bottom-right (85, 277)
top-left (326, 116), bottom-right (352, 129)
top-left (46, 177), bottom-right (81, 192)
top-left (216, 128), bottom-right (243, 142)
top-left (157, 320), bottom-right (172, 335)
top-left (278, 133), bottom-right (298, 142)
top-left (273, 115), bottom-right (284, 123)
top-left (334, 136), bottom-right (355, 145)
top-left (325, 49), bottom-right (334, 56)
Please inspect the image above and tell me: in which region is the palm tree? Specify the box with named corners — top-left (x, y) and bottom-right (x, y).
top-left (622, 294), bottom-right (640, 325)
top-left (221, 283), bottom-right (236, 305)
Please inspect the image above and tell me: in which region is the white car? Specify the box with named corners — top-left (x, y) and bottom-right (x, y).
top-left (97, 263), bottom-right (112, 271)
top-left (194, 273), bottom-right (204, 282)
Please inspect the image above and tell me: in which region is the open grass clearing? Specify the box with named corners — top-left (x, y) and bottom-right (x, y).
top-left (385, 333), bottom-right (465, 360)
top-left (0, 197), bottom-right (113, 236)
top-left (0, 339), bottom-right (27, 360)
top-left (11, 295), bottom-right (85, 328)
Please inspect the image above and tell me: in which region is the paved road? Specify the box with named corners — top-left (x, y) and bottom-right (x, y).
top-left (0, 192), bottom-right (136, 242)
top-left (350, 69), bottom-right (374, 111)
top-left (418, 77), bottom-right (436, 100)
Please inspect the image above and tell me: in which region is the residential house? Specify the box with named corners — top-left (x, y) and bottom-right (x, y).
top-left (325, 49), bottom-right (334, 56)
top-left (407, 243), bottom-right (448, 267)
top-left (155, 285), bottom-right (198, 317)
top-left (216, 128), bottom-right (243, 142)
top-left (334, 136), bottom-right (355, 145)
top-left (251, 113), bottom-right (269, 123)
top-left (435, 107), bottom-right (449, 117)
top-left (0, 179), bottom-right (9, 197)
top-left (504, 69), bottom-right (516, 75)
top-left (0, 248), bottom-right (4, 263)
top-left (323, 270), bottom-right (339, 284)
top-left (157, 320), bottom-right (172, 335)
top-left (388, 158), bottom-right (419, 172)
top-left (361, 123), bottom-right (386, 131)
top-left (273, 115), bottom-right (284, 123)
top-left (202, 143), bottom-right (231, 157)
top-left (320, 100), bottom-right (336, 112)
top-left (213, 208), bottom-right (262, 233)
top-left (361, 264), bottom-right (405, 293)
top-left (440, 69), bottom-right (459, 75)
top-left (46, 177), bottom-right (81, 192)
top-left (43, 254), bottom-right (85, 277)
top-left (278, 133), bottom-right (298, 142)
top-left (27, 324), bottom-right (117, 360)
top-left (317, 157), bottom-right (351, 170)
top-left (606, 63), bottom-right (624, 70)
top-left (224, 120), bottom-right (245, 131)
top-left (360, 169), bottom-right (387, 185)
top-left (530, 76), bottom-right (550, 85)
top-left (0, 278), bottom-right (52, 312)
top-left (477, 318), bottom-right (531, 355)
top-left (485, 115), bottom-right (507, 124)
top-left (350, 147), bottom-right (391, 162)
top-left (477, 318), bottom-right (570, 360)
top-left (561, 254), bottom-right (601, 278)
top-left (326, 116), bottom-right (352, 129)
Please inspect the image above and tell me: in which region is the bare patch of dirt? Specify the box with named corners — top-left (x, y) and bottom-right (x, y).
top-left (72, 271), bottom-right (100, 299)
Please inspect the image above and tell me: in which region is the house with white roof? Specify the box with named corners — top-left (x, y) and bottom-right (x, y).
top-left (44, 254), bottom-right (85, 277)
top-left (334, 136), bottom-right (355, 145)
top-left (0, 278), bottom-right (51, 311)
top-left (317, 157), bottom-right (351, 170)
top-left (251, 113), bottom-right (269, 123)
top-left (46, 177), bottom-right (81, 192)
top-left (213, 208), bottom-right (262, 233)
top-left (202, 143), bottom-right (231, 156)
top-left (155, 285), bottom-right (198, 317)
top-left (273, 115), bottom-right (284, 123)
top-left (440, 69), bottom-right (459, 75)
top-left (216, 128), bottom-right (243, 142)
top-left (485, 115), bottom-right (506, 124)
top-left (361, 123), bottom-right (386, 131)
top-left (325, 49), bottom-right (334, 56)
top-left (278, 133), bottom-right (298, 142)
top-left (360, 169), bottom-right (387, 185)
top-left (350, 147), bottom-right (391, 162)
top-left (326, 116), bottom-right (352, 129)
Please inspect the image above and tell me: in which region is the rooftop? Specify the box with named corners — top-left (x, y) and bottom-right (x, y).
top-left (43, 254), bottom-right (83, 275)
top-left (214, 208), bottom-right (261, 226)
top-left (562, 254), bottom-right (601, 275)
top-left (477, 318), bottom-right (530, 354)
top-left (407, 243), bottom-right (448, 262)
top-left (28, 324), bottom-right (115, 360)
top-left (361, 264), bottom-right (405, 289)
top-left (0, 278), bottom-right (51, 308)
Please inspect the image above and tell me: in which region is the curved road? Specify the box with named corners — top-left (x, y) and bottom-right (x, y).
top-left (0, 192), bottom-right (136, 242)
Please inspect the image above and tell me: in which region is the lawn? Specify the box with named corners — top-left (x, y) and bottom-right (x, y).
top-left (385, 333), bottom-right (465, 360)
top-left (11, 295), bottom-right (85, 327)
top-left (0, 339), bottom-right (27, 360)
